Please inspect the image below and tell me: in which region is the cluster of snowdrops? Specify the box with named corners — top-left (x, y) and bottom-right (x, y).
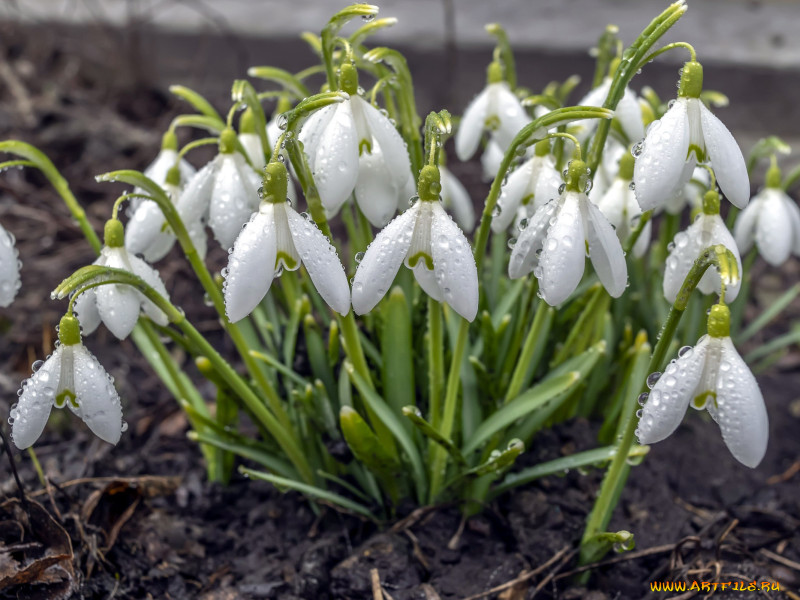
top-left (2, 2), bottom-right (799, 564)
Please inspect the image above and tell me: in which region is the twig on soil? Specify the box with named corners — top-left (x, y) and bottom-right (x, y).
top-left (0, 425), bottom-right (28, 512)
top-left (759, 548), bottom-right (800, 572)
top-left (529, 548), bottom-right (577, 599)
top-left (0, 60), bottom-right (36, 127)
top-left (766, 460), bottom-right (800, 485)
top-left (388, 504), bottom-right (452, 533)
top-left (447, 515), bottom-right (466, 550)
top-left (27, 475), bottom-right (181, 498)
top-left (404, 529), bottom-right (430, 571)
top-left (555, 542), bottom-right (680, 579)
top-left (460, 544), bottom-right (572, 600)
top-left (371, 568), bottom-right (382, 600)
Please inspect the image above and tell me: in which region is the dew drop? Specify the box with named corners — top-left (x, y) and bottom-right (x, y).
top-left (646, 372), bottom-right (661, 389)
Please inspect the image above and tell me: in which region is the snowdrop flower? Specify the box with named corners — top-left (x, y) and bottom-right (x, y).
top-left (352, 165), bottom-right (478, 321)
top-left (0, 221), bottom-right (21, 307)
top-left (492, 140), bottom-right (561, 233)
top-left (223, 162), bottom-right (350, 321)
top-left (573, 73), bottom-right (644, 144)
top-left (596, 151), bottom-right (652, 257)
top-left (663, 166), bottom-right (709, 215)
top-left (637, 304), bottom-right (768, 468)
top-left (588, 140), bottom-right (626, 205)
top-left (456, 61), bottom-right (531, 161)
top-left (125, 166), bottom-right (208, 262)
top-left (130, 131), bottom-right (196, 212)
top-left (74, 219), bottom-right (170, 339)
top-left (299, 64), bottom-right (411, 226)
top-left (663, 189), bottom-right (741, 303)
top-left (734, 165), bottom-right (800, 266)
top-left (440, 165), bottom-right (475, 232)
top-left (508, 159), bottom-right (627, 305)
top-left (176, 129), bottom-right (262, 250)
top-left (481, 138), bottom-right (505, 181)
top-left (10, 314), bottom-right (123, 449)
top-left (633, 61), bottom-right (749, 211)
top-left (239, 107), bottom-right (299, 203)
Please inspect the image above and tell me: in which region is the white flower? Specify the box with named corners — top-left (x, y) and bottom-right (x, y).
top-left (734, 187), bottom-right (800, 267)
top-left (633, 63), bottom-right (749, 212)
top-left (176, 136), bottom-right (261, 250)
top-left (352, 181), bottom-right (478, 321)
top-left (492, 145), bottom-right (561, 233)
top-left (440, 166), bottom-right (475, 232)
top-left (574, 77), bottom-right (644, 144)
top-left (596, 152), bottom-right (651, 257)
top-left (663, 166), bottom-right (709, 215)
top-left (74, 221), bottom-right (170, 339)
top-left (456, 79), bottom-right (530, 161)
top-left (481, 138), bottom-right (505, 181)
top-left (508, 163), bottom-right (627, 305)
top-left (0, 221), bottom-right (21, 307)
top-left (663, 199), bottom-right (742, 303)
top-left (130, 136), bottom-right (195, 213)
top-left (636, 305), bottom-right (768, 468)
top-left (588, 140), bottom-right (626, 204)
top-left (223, 164), bottom-right (350, 322)
top-left (10, 316), bottom-right (123, 449)
top-left (299, 90), bottom-right (411, 226)
top-left (125, 178), bottom-right (208, 263)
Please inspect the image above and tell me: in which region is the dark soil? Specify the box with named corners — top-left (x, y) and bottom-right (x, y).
top-left (0, 20), bottom-right (799, 600)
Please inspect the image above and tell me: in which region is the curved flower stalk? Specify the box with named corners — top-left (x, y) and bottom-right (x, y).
top-left (130, 131), bottom-right (196, 212)
top-left (509, 159), bottom-right (627, 306)
top-left (223, 162), bottom-right (350, 322)
top-left (596, 151), bottom-right (651, 257)
top-left (125, 167), bottom-right (208, 262)
top-left (663, 189), bottom-right (741, 303)
top-left (176, 128), bottom-right (262, 250)
top-left (574, 74), bottom-right (644, 145)
top-left (440, 165), bottom-right (475, 232)
top-left (74, 219), bottom-right (170, 339)
top-left (637, 304), bottom-right (768, 468)
top-left (492, 140), bottom-right (560, 233)
top-left (456, 62), bottom-right (530, 162)
top-left (734, 164), bottom-right (800, 266)
top-left (0, 221), bottom-right (21, 307)
top-left (352, 165), bottom-right (478, 321)
top-left (633, 61), bottom-right (749, 211)
top-left (298, 64), bottom-right (412, 227)
top-left (10, 314), bottom-right (123, 449)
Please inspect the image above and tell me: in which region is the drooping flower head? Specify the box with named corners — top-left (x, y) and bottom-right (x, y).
top-left (352, 165), bottom-right (479, 321)
top-left (508, 159), bottom-right (627, 305)
top-left (10, 314), bottom-right (124, 449)
top-left (734, 162), bottom-right (800, 266)
top-left (663, 189), bottom-right (742, 303)
top-left (223, 161), bottom-right (350, 322)
top-left (633, 61), bottom-right (749, 211)
top-left (0, 220), bottom-right (21, 307)
top-left (299, 63), bottom-right (412, 227)
top-left (455, 61), bottom-right (530, 162)
top-left (74, 219), bottom-right (171, 339)
top-left (129, 130), bottom-right (196, 213)
top-left (637, 304), bottom-right (768, 468)
top-left (176, 128), bottom-right (262, 250)
top-left (573, 63), bottom-right (644, 145)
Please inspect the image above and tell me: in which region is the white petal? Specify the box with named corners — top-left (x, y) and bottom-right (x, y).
top-left (583, 196), bottom-right (628, 297)
top-left (493, 159), bottom-right (534, 233)
top-left (596, 178), bottom-right (628, 234)
top-left (456, 87), bottom-right (490, 161)
top-left (96, 248), bottom-right (142, 339)
top-left (632, 220), bottom-right (652, 258)
top-left (699, 102), bottom-right (750, 209)
top-left (481, 138), bottom-right (504, 181)
top-left (209, 153), bottom-right (260, 250)
top-left (223, 207), bottom-right (277, 323)
top-left (572, 79), bottom-right (610, 141)
top-left (616, 86), bottom-right (645, 144)
top-left (239, 132), bottom-right (266, 170)
top-left (696, 215), bottom-right (742, 301)
top-left (430, 204), bottom-right (479, 321)
top-left (144, 148), bottom-right (195, 189)
top-left (354, 147), bottom-right (400, 227)
top-left (311, 100), bottom-right (360, 216)
top-left (352, 206), bottom-right (417, 314)
top-left (412, 263), bottom-right (443, 301)
top-left (176, 159), bottom-right (216, 225)
top-left (710, 337), bottom-right (768, 468)
top-left (356, 97), bottom-right (411, 184)
top-left (539, 192), bottom-right (585, 305)
top-left (187, 218), bottom-right (208, 260)
top-left (441, 167), bottom-right (475, 233)
top-left (125, 199), bottom-right (174, 262)
top-left (72, 344), bottom-right (123, 445)
top-left (633, 98), bottom-right (690, 211)
top-left (531, 156), bottom-right (562, 212)
top-left (11, 349), bottom-right (61, 449)
top-left (286, 206), bottom-right (351, 315)
top-left (128, 254), bottom-right (170, 326)
top-left (636, 337), bottom-right (709, 445)
top-left (786, 196), bottom-right (800, 255)
top-left (72, 287), bottom-right (101, 336)
top-left (733, 199), bottom-right (759, 255)
top-left (299, 104), bottom-right (337, 169)
top-left (0, 222), bottom-right (21, 307)
top-left (492, 83), bottom-right (531, 150)
top-left (754, 189), bottom-right (793, 266)
top-left (508, 199), bottom-right (558, 279)
top-left (664, 160), bottom-right (700, 214)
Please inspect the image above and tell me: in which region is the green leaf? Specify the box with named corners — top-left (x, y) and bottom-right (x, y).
top-left (169, 85), bottom-right (222, 121)
top-left (736, 283), bottom-right (800, 344)
top-left (171, 114), bottom-right (225, 134)
top-left (188, 430), bottom-right (295, 479)
top-left (340, 406), bottom-right (401, 502)
top-left (240, 466), bottom-right (376, 520)
top-left (247, 66), bottom-right (310, 100)
top-left (381, 287), bottom-right (415, 422)
top-left (402, 406), bottom-right (465, 467)
top-left (349, 17), bottom-right (397, 48)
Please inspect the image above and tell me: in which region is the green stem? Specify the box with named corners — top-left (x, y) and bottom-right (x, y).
top-left (640, 41), bottom-right (697, 65)
top-left (428, 298), bottom-right (444, 429)
top-left (504, 292), bottom-right (548, 403)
